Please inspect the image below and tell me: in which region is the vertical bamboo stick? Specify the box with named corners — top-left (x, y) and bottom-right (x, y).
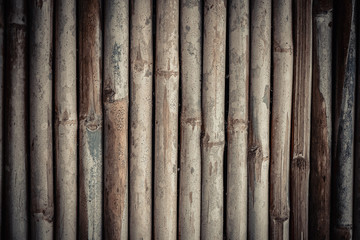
top-left (201, 0), bottom-right (226, 239)
top-left (248, 0), bottom-right (271, 239)
top-left (179, 0), bottom-right (202, 239)
top-left (355, 1), bottom-right (360, 237)
top-left (54, 0), bottom-right (77, 239)
top-left (129, 0), bottom-right (153, 238)
top-left (290, 0), bottom-right (312, 239)
top-left (309, 0), bottom-right (332, 239)
top-left (333, 0), bottom-right (356, 238)
top-left (270, 0), bottom-right (293, 239)
top-left (78, 0), bottom-right (103, 239)
top-left (154, 0), bottom-right (179, 238)
top-left (29, 0), bottom-right (54, 238)
top-left (0, 0), bottom-right (4, 235)
top-left (3, 0), bottom-right (28, 238)
top-left (227, 0), bottom-right (249, 239)
top-left (104, 0), bottom-right (129, 239)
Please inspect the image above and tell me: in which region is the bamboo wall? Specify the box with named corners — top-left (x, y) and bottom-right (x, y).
top-left (0, 0), bottom-right (359, 239)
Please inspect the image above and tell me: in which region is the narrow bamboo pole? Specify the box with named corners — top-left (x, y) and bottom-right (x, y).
top-left (78, 0), bottom-right (103, 239)
top-left (3, 0), bottom-right (28, 238)
top-left (29, 0), bottom-right (54, 238)
top-left (104, 0), bottom-right (129, 239)
top-left (0, 0), bottom-right (4, 236)
top-left (309, 0), bottom-right (332, 239)
top-left (333, 0), bottom-right (356, 238)
top-left (270, 0), bottom-right (293, 239)
top-left (355, 2), bottom-right (360, 237)
top-left (290, 0), bottom-right (312, 239)
top-left (54, 0), bottom-right (77, 239)
top-left (248, 0), bottom-right (271, 239)
top-left (227, 0), bottom-right (249, 239)
top-left (179, 0), bottom-right (202, 239)
top-left (129, 0), bottom-right (153, 239)
top-left (154, 0), bottom-right (179, 238)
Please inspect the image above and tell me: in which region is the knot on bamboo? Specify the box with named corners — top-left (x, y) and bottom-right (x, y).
top-left (292, 155), bottom-right (309, 171)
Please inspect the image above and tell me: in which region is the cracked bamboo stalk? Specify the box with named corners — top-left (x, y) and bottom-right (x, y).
top-left (248, 0), bottom-right (271, 239)
top-left (78, 0), bottom-right (103, 239)
top-left (309, 0), bottom-right (332, 239)
top-left (227, 0), bottom-right (249, 239)
top-left (3, 0), bottom-right (28, 238)
top-left (270, 0), bottom-right (293, 239)
top-left (179, 0), bottom-right (202, 239)
top-left (29, 0), bottom-right (54, 238)
top-left (0, 0), bottom-right (3, 235)
top-left (333, 0), bottom-right (356, 238)
top-left (104, 0), bottom-right (129, 239)
top-left (54, 0), bottom-right (77, 239)
top-left (201, 0), bottom-right (226, 239)
top-left (154, 0), bottom-right (179, 238)
top-left (290, 0), bottom-right (312, 239)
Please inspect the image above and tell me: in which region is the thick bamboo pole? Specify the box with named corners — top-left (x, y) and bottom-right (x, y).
top-left (201, 0), bottom-right (226, 239)
top-left (309, 0), bottom-right (332, 239)
top-left (3, 0), bottom-right (28, 238)
top-left (129, 0), bottom-right (153, 239)
top-left (270, 0), bottom-right (293, 239)
top-left (154, 0), bottom-right (179, 238)
top-left (104, 0), bottom-right (129, 239)
top-left (54, 0), bottom-right (77, 239)
top-left (227, 0), bottom-right (249, 239)
top-left (290, 0), bottom-right (312, 239)
top-left (29, 0), bottom-right (54, 238)
top-left (0, 0), bottom-right (3, 235)
top-left (333, 0), bottom-right (356, 238)
top-left (179, 0), bottom-right (202, 239)
top-left (78, 0), bottom-right (103, 239)
top-left (248, 0), bottom-right (271, 239)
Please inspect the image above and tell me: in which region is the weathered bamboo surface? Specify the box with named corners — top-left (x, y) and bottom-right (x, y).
top-left (309, 0), bottom-right (332, 239)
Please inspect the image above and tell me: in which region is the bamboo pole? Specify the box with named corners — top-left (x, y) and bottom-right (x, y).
top-left (154, 0), bottom-right (179, 238)
top-left (29, 0), bottom-right (54, 238)
top-left (0, 0), bottom-right (4, 236)
top-left (54, 0), bottom-right (77, 239)
top-left (78, 0), bottom-right (103, 239)
top-left (355, 2), bottom-right (360, 237)
top-left (201, 0), bottom-right (226, 239)
top-left (3, 0), bottom-right (28, 238)
top-left (290, 0), bottom-right (312, 239)
top-left (248, 0), bottom-right (271, 239)
top-left (309, 0), bottom-right (332, 239)
top-left (227, 0), bottom-right (249, 239)
top-left (129, 0), bottom-right (153, 239)
top-left (179, 0), bottom-right (201, 239)
top-left (333, 0), bottom-right (356, 238)
top-left (270, 0), bottom-right (293, 239)
top-left (104, 0), bottom-right (129, 239)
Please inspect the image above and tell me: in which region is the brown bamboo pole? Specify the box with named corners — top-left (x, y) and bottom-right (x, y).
top-left (227, 0), bottom-right (249, 238)
top-left (309, 0), bottom-right (332, 239)
top-left (29, 0), bottom-right (54, 238)
top-left (270, 0), bottom-right (293, 239)
top-left (0, 0), bottom-right (3, 235)
top-left (3, 0), bottom-right (28, 238)
top-left (54, 0), bottom-right (77, 239)
top-left (104, 0), bottom-right (129, 239)
top-left (154, 0), bottom-right (179, 238)
top-left (78, 0), bottom-right (103, 239)
top-left (179, 0), bottom-right (201, 239)
top-left (290, 0), bottom-right (312, 239)
top-left (129, 0), bottom-right (153, 239)
top-left (248, 0), bottom-right (271, 239)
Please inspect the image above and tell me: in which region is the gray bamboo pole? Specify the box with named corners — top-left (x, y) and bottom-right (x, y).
top-left (270, 0), bottom-right (293, 239)
top-left (78, 0), bottom-right (103, 239)
top-left (179, 0), bottom-right (202, 239)
top-left (227, 0), bottom-right (249, 239)
top-left (309, 0), bottom-right (332, 239)
top-left (248, 0), bottom-right (271, 239)
top-left (0, 0), bottom-right (3, 235)
top-left (29, 0), bottom-right (54, 238)
top-left (355, 1), bottom-right (360, 237)
top-left (3, 0), bottom-right (28, 238)
top-left (104, 0), bottom-right (129, 239)
top-left (54, 0), bottom-right (77, 239)
top-left (154, 0), bottom-right (179, 238)
top-left (129, 0), bottom-right (153, 239)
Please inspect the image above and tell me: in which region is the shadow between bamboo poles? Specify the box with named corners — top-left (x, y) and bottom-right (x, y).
top-left (0, 0), bottom-right (3, 235)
